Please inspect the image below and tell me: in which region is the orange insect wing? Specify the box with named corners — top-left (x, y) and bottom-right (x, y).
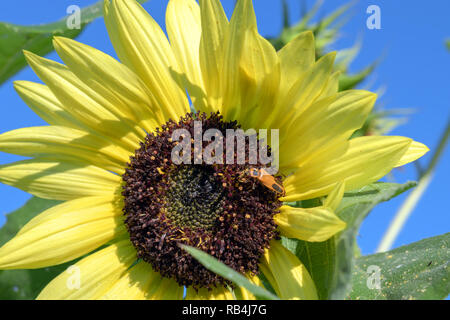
top-left (247, 168), bottom-right (285, 195)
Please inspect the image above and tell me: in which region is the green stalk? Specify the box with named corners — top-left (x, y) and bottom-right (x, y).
top-left (376, 118), bottom-right (450, 252)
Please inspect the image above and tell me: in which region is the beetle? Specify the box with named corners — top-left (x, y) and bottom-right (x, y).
top-left (247, 167), bottom-right (285, 196)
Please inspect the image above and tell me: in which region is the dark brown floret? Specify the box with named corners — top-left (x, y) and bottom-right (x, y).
top-left (122, 112), bottom-right (282, 289)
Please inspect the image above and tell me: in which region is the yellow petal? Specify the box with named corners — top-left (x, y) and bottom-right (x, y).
top-left (323, 181), bottom-right (346, 211)
top-left (320, 70), bottom-right (341, 99)
top-left (166, 0), bottom-right (207, 111)
top-left (280, 90), bottom-right (377, 170)
top-left (37, 240), bottom-right (136, 300)
top-left (395, 140), bottom-right (429, 167)
top-left (0, 158), bottom-right (121, 200)
top-left (148, 278), bottom-right (184, 300)
top-left (277, 31), bottom-right (315, 99)
top-left (0, 126), bottom-right (131, 174)
top-left (186, 286), bottom-right (234, 300)
top-left (0, 196), bottom-right (125, 269)
top-left (283, 136), bottom-right (416, 201)
top-left (237, 28), bottom-right (280, 129)
top-left (260, 241), bottom-right (318, 300)
top-left (19, 193), bottom-right (123, 235)
top-left (198, 0), bottom-right (229, 113)
top-left (221, 0), bottom-right (257, 120)
top-left (24, 51), bottom-right (141, 151)
top-left (13, 81), bottom-right (137, 152)
top-left (14, 81), bottom-right (83, 129)
top-left (53, 36), bottom-right (162, 132)
top-left (104, 0), bottom-right (189, 121)
top-left (275, 206), bottom-right (346, 242)
top-left (100, 261), bottom-right (159, 300)
top-left (268, 52), bottom-right (336, 130)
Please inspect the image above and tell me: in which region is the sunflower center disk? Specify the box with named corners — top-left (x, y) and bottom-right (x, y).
top-left (122, 112), bottom-right (282, 289)
top-left (164, 166), bottom-right (224, 230)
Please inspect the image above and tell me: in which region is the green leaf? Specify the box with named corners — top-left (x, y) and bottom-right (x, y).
top-left (0, 0), bottom-right (147, 86)
top-left (281, 182), bottom-right (417, 300)
top-left (181, 245), bottom-right (279, 300)
top-left (338, 64), bottom-right (376, 91)
top-left (350, 233), bottom-right (450, 300)
top-left (281, 197), bottom-right (337, 300)
top-left (268, 1), bottom-right (351, 52)
top-left (281, 236), bottom-right (336, 300)
top-left (0, 196), bottom-right (67, 300)
top-left (329, 181), bottom-right (417, 299)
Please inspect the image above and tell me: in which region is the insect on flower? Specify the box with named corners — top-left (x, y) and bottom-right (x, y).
top-left (248, 168), bottom-right (285, 196)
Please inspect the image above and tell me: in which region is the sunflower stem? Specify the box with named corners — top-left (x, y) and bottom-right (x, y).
top-left (376, 118), bottom-right (450, 252)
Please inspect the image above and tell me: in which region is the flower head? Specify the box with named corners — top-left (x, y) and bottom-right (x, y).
top-left (0, 0), bottom-right (427, 300)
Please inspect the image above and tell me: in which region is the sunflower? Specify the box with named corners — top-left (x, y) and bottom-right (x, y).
top-left (0, 0), bottom-right (427, 300)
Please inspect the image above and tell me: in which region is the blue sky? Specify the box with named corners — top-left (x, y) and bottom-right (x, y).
top-left (0, 0), bottom-right (448, 255)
